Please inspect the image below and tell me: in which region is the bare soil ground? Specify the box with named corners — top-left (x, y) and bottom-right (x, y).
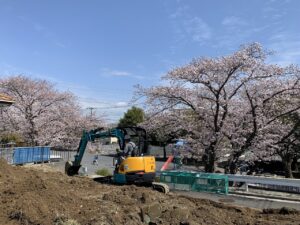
top-left (1, 159), bottom-right (300, 225)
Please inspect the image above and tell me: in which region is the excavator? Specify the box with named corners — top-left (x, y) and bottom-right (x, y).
top-left (65, 126), bottom-right (169, 193)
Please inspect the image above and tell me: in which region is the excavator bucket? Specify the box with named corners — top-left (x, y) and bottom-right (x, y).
top-left (65, 161), bottom-right (81, 176)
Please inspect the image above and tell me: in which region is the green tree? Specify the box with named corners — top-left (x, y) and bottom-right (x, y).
top-left (0, 132), bottom-right (23, 146)
top-left (118, 106), bottom-right (144, 127)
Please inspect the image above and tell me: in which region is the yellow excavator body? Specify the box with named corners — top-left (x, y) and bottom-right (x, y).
top-left (117, 156), bottom-right (156, 174)
top-left (114, 156), bottom-right (156, 184)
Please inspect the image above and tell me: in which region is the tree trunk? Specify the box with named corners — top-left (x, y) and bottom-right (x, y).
top-left (28, 116), bottom-right (36, 146)
top-left (230, 154), bottom-right (240, 174)
top-left (229, 158), bottom-right (238, 174)
top-left (283, 158), bottom-right (293, 178)
top-left (226, 150), bottom-right (241, 174)
top-left (204, 150), bottom-right (216, 173)
top-left (292, 157), bottom-right (299, 172)
top-left (163, 145), bottom-right (167, 160)
top-left (205, 160), bottom-right (215, 173)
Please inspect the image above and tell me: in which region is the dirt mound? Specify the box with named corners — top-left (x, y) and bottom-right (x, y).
top-left (1, 158), bottom-right (300, 225)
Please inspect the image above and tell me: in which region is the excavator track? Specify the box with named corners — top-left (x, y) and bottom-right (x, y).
top-left (93, 176), bottom-right (169, 194)
top-left (93, 176), bottom-right (113, 183)
top-left (152, 182), bottom-right (169, 194)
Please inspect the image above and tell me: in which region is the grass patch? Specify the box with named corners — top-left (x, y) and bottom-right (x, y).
top-left (96, 168), bottom-right (112, 176)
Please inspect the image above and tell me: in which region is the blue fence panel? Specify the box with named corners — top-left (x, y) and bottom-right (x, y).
top-left (13, 147), bottom-right (50, 165)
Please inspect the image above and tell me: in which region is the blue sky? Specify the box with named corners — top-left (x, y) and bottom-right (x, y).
top-left (0, 0), bottom-right (299, 122)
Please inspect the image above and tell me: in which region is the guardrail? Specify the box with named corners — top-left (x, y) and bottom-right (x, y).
top-left (0, 147), bottom-right (14, 164)
top-left (228, 174), bottom-right (300, 193)
top-left (50, 149), bottom-right (74, 161)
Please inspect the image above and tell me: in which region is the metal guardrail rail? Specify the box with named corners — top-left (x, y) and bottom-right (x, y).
top-left (0, 147), bottom-right (14, 164)
top-left (228, 174), bottom-right (300, 193)
top-left (50, 149), bottom-right (74, 161)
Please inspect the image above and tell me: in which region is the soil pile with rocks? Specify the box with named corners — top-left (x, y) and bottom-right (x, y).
top-left (1, 158), bottom-right (300, 225)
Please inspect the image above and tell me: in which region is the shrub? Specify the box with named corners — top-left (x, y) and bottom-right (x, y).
top-left (96, 168), bottom-right (112, 176)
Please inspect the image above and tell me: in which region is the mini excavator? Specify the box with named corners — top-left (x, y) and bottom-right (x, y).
top-left (65, 127), bottom-right (169, 193)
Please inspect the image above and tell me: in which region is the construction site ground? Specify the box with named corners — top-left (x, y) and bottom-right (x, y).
top-left (48, 152), bottom-right (300, 206)
top-left (1, 158), bottom-right (300, 225)
top-left (33, 151), bottom-right (300, 210)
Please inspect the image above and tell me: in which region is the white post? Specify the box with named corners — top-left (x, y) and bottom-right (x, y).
top-left (245, 182), bottom-right (248, 192)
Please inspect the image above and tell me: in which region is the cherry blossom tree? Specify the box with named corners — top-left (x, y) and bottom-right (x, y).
top-left (249, 78), bottom-right (300, 177)
top-left (225, 67), bottom-right (300, 175)
top-left (0, 75), bottom-right (105, 149)
top-left (136, 43), bottom-right (300, 173)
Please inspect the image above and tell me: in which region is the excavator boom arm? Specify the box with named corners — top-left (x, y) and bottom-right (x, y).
top-left (66, 127), bottom-right (136, 175)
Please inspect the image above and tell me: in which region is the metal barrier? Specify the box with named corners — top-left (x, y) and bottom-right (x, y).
top-left (48, 144), bottom-right (118, 162)
top-left (1, 146), bottom-right (75, 164)
top-left (228, 174), bottom-right (300, 193)
top-left (0, 147), bottom-right (14, 164)
top-left (160, 171), bottom-right (229, 195)
top-left (50, 149), bottom-right (74, 161)
top-left (13, 146), bottom-right (50, 165)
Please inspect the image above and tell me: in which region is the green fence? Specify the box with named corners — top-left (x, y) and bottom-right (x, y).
top-left (160, 171), bottom-right (228, 195)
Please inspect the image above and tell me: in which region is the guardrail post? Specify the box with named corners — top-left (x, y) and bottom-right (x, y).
top-left (245, 182), bottom-right (248, 192)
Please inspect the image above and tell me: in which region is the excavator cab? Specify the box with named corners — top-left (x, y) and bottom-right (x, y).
top-left (116, 126), bottom-right (148, 156)
top-left (111, 127), bottom-right (156, 184)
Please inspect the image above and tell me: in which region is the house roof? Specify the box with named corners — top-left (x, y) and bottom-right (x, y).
top-left (0, 93), bottom-right (14, 106)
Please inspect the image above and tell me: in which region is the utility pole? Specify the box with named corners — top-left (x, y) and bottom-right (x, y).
top-left (86, 107), bottom-right (96, 117)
